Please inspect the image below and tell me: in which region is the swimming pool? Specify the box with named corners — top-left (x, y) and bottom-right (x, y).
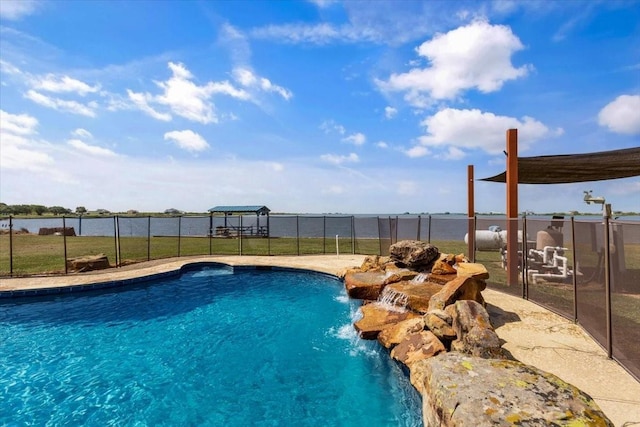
top-left (0, 264), bottom-right (422, 426)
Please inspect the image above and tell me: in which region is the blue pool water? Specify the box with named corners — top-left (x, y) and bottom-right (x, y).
top-left (0, 265), bottom-right (422, 426)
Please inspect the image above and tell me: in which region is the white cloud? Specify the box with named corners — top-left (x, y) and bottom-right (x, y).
top-left (5, 69), bottom-right (103, 117)
top-left (308, 0), bottom-right (337, 8)
top-left (439, 146), bottom-right (466, 160)
top-left (71, 128), bottom-right (93, 139)
top-left (154, 62), bottom-right (220, 124)
top-left (164, 130), bottom-right (210, 152)
top-left (218, 23), bottom-right (252, 66)
top-left (0, 0), bottom-right (40, 20)
top-left (232, 67), bottom-right (293, 100)
top-left (598, 94), bottom-right (640, 135)
top-left (378, 20), bottom-right (530, 104)
top-left (0, 138), bottom-right (54, 171)
top-left (0, 110), bottom-right (54, 171)
top-left (0, 109), bottom-right (38, 135)
top-left (24, 89), bottom-right (97, 117)
top-left (67, 139), bottom-right (117, 157)
top-left (384, 106), bottom-right (397, 119)
top-left (413, 108), bottom-right (558, 156)
top-left (251, 23), bottom-right (363, 45)
top-left (127, 89), bottom-right (172, 121)
top-left (405, 145), bottom-right (430, 158)
top-left (342, 132), bottom-right (366, 146)
top-left (376, 141), bottom-right (389, 148)
top-left (320, 152), bottom-right (359, 164)
top-left (0, 59), bottom-right (23, 75)
top-left (127, 62), bottom-right (251, 124)
top-left (32, 74), bottom-right (100, 95)
top-left (250, 1), bottom-right (449, 46)
top-left (320, 120), bottom-right (346, 135)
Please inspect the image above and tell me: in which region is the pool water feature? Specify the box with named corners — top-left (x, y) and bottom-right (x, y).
top-left (0, 265), bottom-right (422, 426)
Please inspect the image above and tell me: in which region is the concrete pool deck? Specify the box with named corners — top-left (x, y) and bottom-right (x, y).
top-left (1, 254), bottom-right (639, 426)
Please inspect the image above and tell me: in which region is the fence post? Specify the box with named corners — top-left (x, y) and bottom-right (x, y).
top-left (239, 215), bottom-right (243, 256)
top-left (417, 215), bottom-right (421, 241)
top-left (323, 216), bottom-right (326, 254)
top-left (377, 216), bottom-right (383, 256)
top-left (9, 216), bottom-right (13, 276)
top-left (296, 216), bottom-right (300, 256)
top-left (505, 129), bottom-right (519, 287)
top-left (521, 214), bottom-right (527, 299)
top-left (63, 216), bottom-right (68, 274)
top-left (209, 212), bottom-right (213, 256)
top-left (603, 205), bottom-right (613, 358)
top-left (147, 216), bottom-right (151, 261)
top-left (570, 216), bottom-right (578, 323)
top-left (467, 164), bottom-right (475, 262)
top-left (177, 216), bottom-right (182, 257)
top-left (351, 216), bottom-right (355, 254)
top-left (114, 216), bottom-right (119, 268)
top-left (428, 215), bottom-right (432, 243)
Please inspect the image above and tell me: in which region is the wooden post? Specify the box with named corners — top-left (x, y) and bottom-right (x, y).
top-left (467, 165), bottom-right (475, 262)
top-left (506, 129), bottom-right (519, 286)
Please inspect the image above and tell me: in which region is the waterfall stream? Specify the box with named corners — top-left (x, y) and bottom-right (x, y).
top-left (375, 287), bottom-right (409, 312)
top-left (411, 272), bottom-right (430, 283)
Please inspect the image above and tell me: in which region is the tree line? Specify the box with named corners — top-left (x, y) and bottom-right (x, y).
top-left (0, 203), bottom-right (87, 216)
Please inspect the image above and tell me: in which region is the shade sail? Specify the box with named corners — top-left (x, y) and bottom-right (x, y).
top-left (481, 147), bottom-right (640, 184)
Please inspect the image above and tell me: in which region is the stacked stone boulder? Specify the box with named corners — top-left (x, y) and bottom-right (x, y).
top-left (341, 240), bottom-right (612, 426)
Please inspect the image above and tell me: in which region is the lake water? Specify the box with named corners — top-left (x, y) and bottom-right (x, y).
top-left (2, 214), bottom-right (638, 243)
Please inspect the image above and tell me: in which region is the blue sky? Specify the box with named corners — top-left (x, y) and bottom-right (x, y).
top-left (1, 0), bottom-right (639, 214)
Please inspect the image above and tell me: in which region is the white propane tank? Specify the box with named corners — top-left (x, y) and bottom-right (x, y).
top-left (464, 230), bottom-right (505, 250)
top-left (536, 228), bottom-right (563, 250)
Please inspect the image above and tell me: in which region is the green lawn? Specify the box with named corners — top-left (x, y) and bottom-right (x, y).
top-left (0, 234), bottom-right (373, 276)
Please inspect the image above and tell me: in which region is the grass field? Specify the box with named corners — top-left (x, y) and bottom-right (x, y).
top-left (0, 234), bottom-right (378, 276)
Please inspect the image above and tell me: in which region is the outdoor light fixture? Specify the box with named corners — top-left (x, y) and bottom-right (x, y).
top-left (583, 190), bottom-right (605, 205)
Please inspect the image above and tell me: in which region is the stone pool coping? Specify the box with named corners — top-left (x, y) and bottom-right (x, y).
top-left (1, 254), bottom-right (639, 426)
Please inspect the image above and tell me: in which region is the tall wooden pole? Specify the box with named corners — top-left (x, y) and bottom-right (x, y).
top-left (467, 165), bottom-right (475, 262)
top-left (506, 129), bottom-right (519, 286)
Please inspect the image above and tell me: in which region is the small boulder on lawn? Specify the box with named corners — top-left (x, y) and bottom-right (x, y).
top-left (66, 254), bottom-right (110, 272)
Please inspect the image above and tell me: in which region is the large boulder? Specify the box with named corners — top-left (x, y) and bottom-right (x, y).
top-left (430, 253), bottom-right (457, 275)
top-left (389, 240), bottom-right (439, 270)
top-left (354, 303), bottom-right (420, 340)
top-left (410, 352), bottom-right (613, 427)
top-left (382, 268), bottom-right (419, 285)
top-left (378, 317), bottom-right (425, 349)
top-left (456, 262), bottom-right (490, 280)
top-left (390, 331), bottom-right (446, 367)
top-left (359, 255), bottom-right (384, 272)
top-left (344, 271), bottom-right (388, 300)
top-left (449, 300), bottom-right (506, 359)
top-left (427, 272), bottom-right (458, 285)
top-left (428, 275), bottom-right (486, 311)
top-left (424, 310), bottom-right (456, 341)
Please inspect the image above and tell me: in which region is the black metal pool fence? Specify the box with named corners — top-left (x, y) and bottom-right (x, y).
top-left (1, 214), bottom-right (639, 381)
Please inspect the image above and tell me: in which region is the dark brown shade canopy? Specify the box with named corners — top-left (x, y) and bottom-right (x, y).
top-left (481, 147), bottom-right (640, 184)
